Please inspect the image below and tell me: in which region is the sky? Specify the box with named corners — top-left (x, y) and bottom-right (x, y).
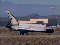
top-left (1, 0), bottom-right (60, 5)
top-left (1, 0), bottom-right (60, 17)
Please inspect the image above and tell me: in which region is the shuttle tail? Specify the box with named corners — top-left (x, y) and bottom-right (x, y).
top-left (6, 11), bottom-right (18, 25)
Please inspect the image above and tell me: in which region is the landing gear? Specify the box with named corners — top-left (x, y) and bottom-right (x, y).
top-left (20, 31), bottom-right (24, 35)
top-left (20, 31), bottom-right (28, 35)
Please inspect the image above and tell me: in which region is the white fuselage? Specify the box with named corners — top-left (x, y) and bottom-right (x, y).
top-left (12, 23), bottom-right (46, 31)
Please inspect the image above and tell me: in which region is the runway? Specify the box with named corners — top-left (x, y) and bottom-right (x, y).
top-left (0, 35), bottom-right (60, 38)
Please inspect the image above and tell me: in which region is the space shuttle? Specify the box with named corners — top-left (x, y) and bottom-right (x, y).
top-left (6, 11), bottom-right (54, 34)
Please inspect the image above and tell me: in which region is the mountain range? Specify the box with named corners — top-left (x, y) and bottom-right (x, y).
top-left (0, 14), bottom-right (60, 22)
top-left (1, 1), bottom-right (60, 17)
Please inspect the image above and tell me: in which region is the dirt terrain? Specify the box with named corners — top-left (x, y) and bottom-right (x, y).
top-left (0, 27), bottom-right (60, 45)
top-left (0, 37), bottom-right (60, 45)
top-left (0, 27), bottom-right (20, 35)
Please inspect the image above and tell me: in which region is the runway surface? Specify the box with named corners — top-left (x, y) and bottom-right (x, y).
top-left (0, 35), bottom-right (60, 38)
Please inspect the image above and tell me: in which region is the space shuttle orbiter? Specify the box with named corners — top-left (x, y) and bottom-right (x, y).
top-left (6, 11), bottom-right (54, 35)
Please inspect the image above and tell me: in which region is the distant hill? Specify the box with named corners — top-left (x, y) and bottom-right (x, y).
top-left (1, 14), bottom-right (60, 21)
top-left (16, 14), bottom-right (60, 21)
top-left (17, 14), bottom-right (40, 20)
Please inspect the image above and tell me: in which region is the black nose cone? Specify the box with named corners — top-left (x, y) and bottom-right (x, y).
top-left (46, 29), bottom-right (54, 33)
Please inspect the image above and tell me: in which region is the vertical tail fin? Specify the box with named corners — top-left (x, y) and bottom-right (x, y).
top-left (6, 11), bottom-right (18, 25)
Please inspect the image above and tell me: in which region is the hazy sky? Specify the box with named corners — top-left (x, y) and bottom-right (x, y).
top-left (1, 0), bottom-right (60, 5)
